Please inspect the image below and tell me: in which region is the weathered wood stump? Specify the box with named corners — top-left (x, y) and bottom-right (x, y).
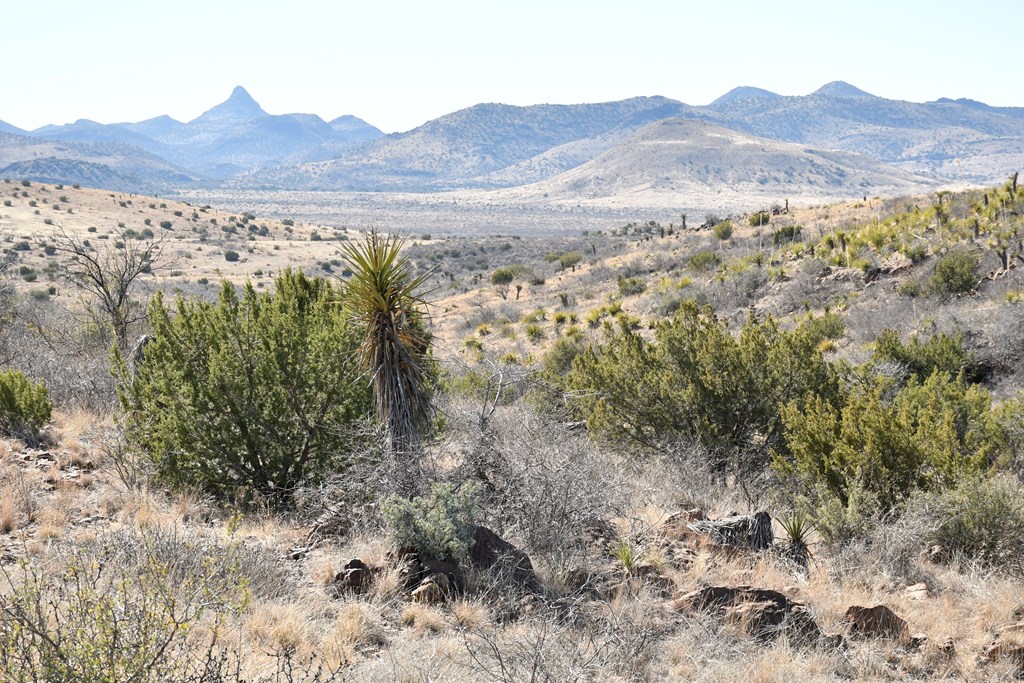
top-left (688, 511), bottom-right (773, 550)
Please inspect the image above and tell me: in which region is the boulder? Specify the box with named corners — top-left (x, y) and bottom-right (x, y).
top-left (671, 585), bottom-right (838, 646)
top-left (843, 605), bottom-right (910, 641)
top-left (412, 579), bottom-right (443, 604)
top-left (904, 582), bottom-right (930, 601)
top-left (981, 640), bottom-right (1024, 671)
top-left (332, 558), bottom-right (373, 593)
top-left (469, 525), bottom-right (537, 588)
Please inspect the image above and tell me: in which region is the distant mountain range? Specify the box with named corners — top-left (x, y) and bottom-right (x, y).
top-left (1, 83), bottom-right (1022, 200)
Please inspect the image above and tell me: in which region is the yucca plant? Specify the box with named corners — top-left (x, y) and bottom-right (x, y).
top-left (340, 230), bottom-right (434, 495)
top-left (777, 510), bottom-right (814, 568)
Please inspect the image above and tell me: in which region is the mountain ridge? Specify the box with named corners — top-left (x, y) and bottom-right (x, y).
top-left (2, 84), bottom-right (1021, 202)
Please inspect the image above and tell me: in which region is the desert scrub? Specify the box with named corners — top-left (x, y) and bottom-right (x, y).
top-left (687, 250), bottom-right (721, 273)
top-left (0, 369), bottom-right (52, 439)
top-left (382, 481), bottom-right (479, 563)
top-left (929, 247), bottom-right (980, 296)
top-left (567, 301), bottom-right (841, 468)
top-left (115, 269), bottom-right (372, 504)
top-left (901, 474), bottom-right (1024, 570)
top-left (776, 370), bottom-right (996, 516)
top-left (0, 529), bottom-right (251, 682)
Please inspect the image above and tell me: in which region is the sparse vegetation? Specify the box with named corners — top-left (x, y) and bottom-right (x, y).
top-left (1, 178), bottom-right (1024, 681)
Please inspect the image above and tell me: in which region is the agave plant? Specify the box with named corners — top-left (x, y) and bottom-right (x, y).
top-left (340, 230), bottom-right (434, 495)
top-left (777, 510), bottom-right (815, 568)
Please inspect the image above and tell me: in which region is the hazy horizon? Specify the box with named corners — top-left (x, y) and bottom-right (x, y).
top-left (4, 0), bottom-right (1022, 133)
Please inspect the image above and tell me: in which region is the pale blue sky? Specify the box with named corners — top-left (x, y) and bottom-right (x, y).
top-left (3, 0), bottom-right (1021, 133)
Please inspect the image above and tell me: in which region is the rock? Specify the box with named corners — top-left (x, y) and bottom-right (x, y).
top-left (908, 633), bottom-right (928, 650)
top-left (843, 605), bottom-right (910, 641)
top-left (905, 582), bottom-right (930, 601)
top-left (981, 640), bottom-right (1024, 671)
top-left (332, 558), bottom-right (373, 593)
top-left (671, 585), bottom-right (837, 646)
top-left (880, 252), bottom-right (914, 275)
top-left (396, 553), bottom-right (424, 590)
top-left (469, 525), bottom-right (537, 588)
top-left (422, 558), bottom-right (464, 594)
top-left (412, 579), bottom-right (443, 604)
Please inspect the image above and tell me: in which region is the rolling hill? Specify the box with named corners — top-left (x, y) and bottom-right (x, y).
top-left (497, 118), bottom-right (937, 210)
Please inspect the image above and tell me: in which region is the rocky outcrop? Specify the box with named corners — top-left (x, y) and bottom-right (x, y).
top-left (669, 585), bottom-right (842, 647)
top-left (843, 605), bottom-right (910, 641)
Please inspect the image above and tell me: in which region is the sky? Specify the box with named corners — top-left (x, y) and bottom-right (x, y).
top-left (2, 0), bottom-right (1022, 133)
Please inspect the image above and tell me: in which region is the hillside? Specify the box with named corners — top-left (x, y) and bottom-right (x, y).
top-left (0, 132), bottom-right (199, 192)
top-left (494, 118), bottom-right (938, 210)
top-left (240, 96), bottom-right (695, 191)
top-left (699, 81), bottom-right (1024, 183)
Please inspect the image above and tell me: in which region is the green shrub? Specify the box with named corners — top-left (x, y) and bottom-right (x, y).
top-left (687, 250), bottom-right (721, 273)
top-left (873, 328), bottom-right (975, 382)
top-left (223, 250), bottom-right (240, 262)
top-left (902, 474), bottom-right (1024, 569)
top-left (567, 302), bottom-right (840, 468)
top-left (749, 211), bottom-right (770, 227)
top-left (0, 369), bottom-right (52, 438)
top-left (559, 252), bottom-right (583, 271)
top-left (617, 276), bottom-right (646, 297)
top-left (115, 270), bottom-right (372, 503)
top-left (542, 336), bottom-right (586, 376)
top-left (713, 220), bottom-right (734, 240)
top-left (0, 528), bottom-right (252, 682)
top-left (382, 482), bottom-right (479, 563)
top-left (929, 248), bottom-right (979, 296)
top-left (776, 371), bottom-right (994, 515)
top-left (772, 225), bottom-right (802, 246)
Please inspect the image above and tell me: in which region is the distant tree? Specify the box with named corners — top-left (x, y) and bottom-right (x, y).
top-left (559, 252), bottom-right (583, 272)
top-left (50, 225), bottom-right (164, 349)
top-left (490, 267), bottom-right (515, 299)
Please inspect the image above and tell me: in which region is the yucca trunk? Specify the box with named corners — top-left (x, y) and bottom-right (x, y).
top-left (342, 230), bottom-right (433, 495)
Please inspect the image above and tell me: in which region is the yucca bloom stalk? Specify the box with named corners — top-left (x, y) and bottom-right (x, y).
top-left (340, 230), bottom-right (434, 495)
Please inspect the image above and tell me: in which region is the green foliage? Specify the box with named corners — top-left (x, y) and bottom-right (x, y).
top-left (610, 540), bottom-right (643, 570)
top-left (566, 302), bottom-right (840, 469)
top-left (713, 220), bottom-right (734, 240)
top-left (777, 510), bottom-right (814, 567)
top-left (0, 369), bottom-right (52, 439)
top-left (559, 252), bottom-right (583, 271)
top-left (116, 270), bottom-right (372, 502)
top-left (929, 248), bottom-right (979, 296)
top-left (617, 276), bottom-right (646, 297)
top-left (873, 328), bottom-right (975, 382)
top-left (748, 211), bottom-right (770, 227)
top-left (382, 482), bottom-right (479, 563)
top-left (687, 250), bottom-right (721, 273)
top-left (524, 323), bottom-right (545, 342)
top-left (772, 225), bottom-right (802, 246)
top-left (542, 335), bottom-right (586, 376)
top-left (490, 267), bottom-right (515, 287)
top-left (903, 474), bottom-right (1024, 569)
top-left (776, 371), bottom-right (994, 514)
top-left (223, 249), bottom-right (239, 262)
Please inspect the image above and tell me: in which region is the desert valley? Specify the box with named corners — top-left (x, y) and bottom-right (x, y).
top-left (2, 75), bottom-right (1024, 682)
